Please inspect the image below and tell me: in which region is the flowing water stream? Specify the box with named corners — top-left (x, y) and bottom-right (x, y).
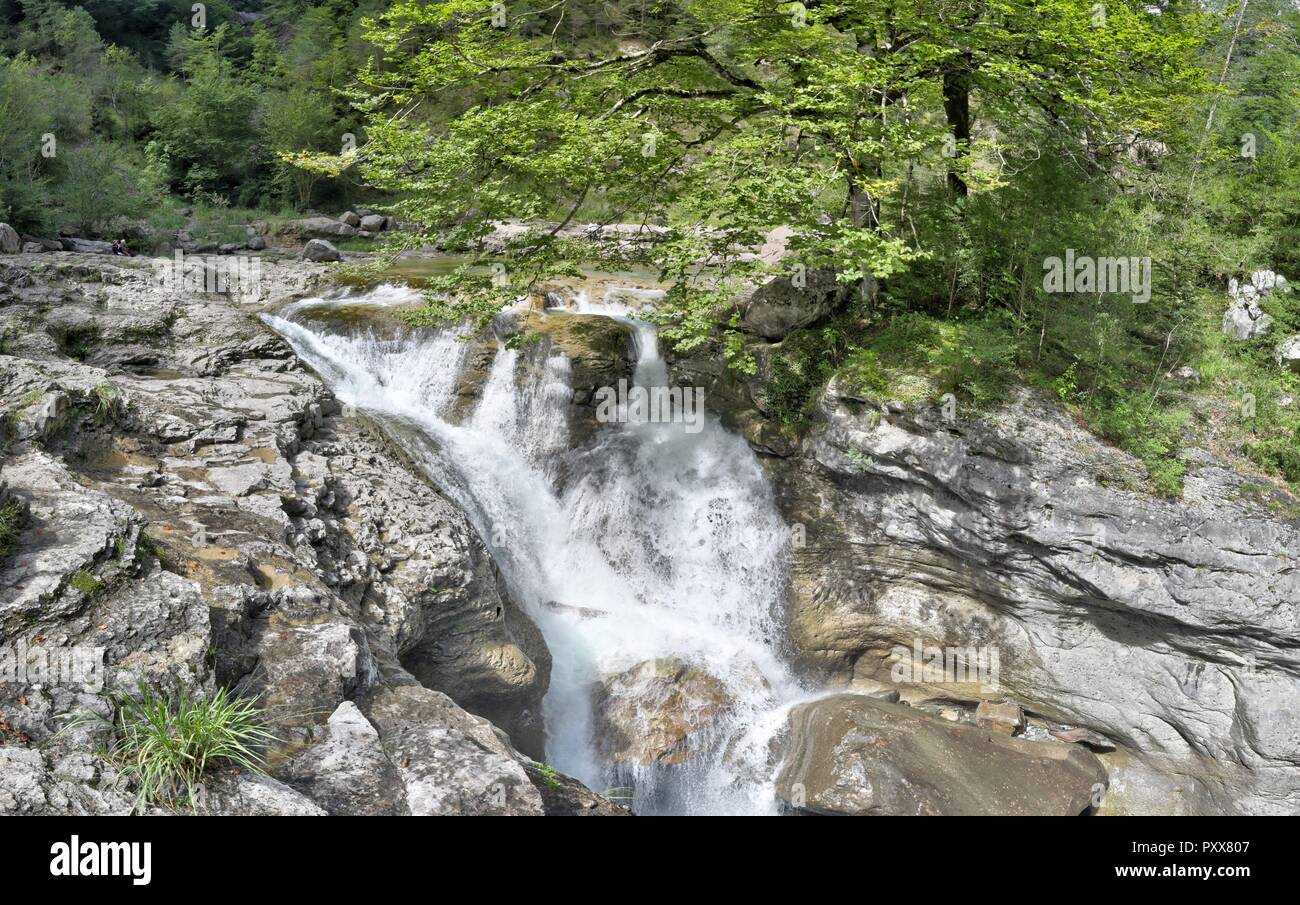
top-left (263, 279), bottom-right (809, 815)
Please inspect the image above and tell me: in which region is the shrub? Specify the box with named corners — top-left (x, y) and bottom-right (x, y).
top-left (764, 323), bottom-right (851, 425)
top-left (93, 382), bottom-right (118, 417)
top-left (1089, 394), bottom-right (1190, 498)
top-left (1246, 428), bottom-right (1300, 485)
top-left (839, 310), bottom-right (1021, 408)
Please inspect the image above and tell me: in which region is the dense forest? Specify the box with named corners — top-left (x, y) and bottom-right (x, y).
top-left (1, 0), bottom-right (1298, 497)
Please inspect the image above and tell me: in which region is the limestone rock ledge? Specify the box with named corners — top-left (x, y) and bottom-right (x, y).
top-left (761, 376), bottom-right (1300, 815)
top-left (0, 254), bottom-right (620, 816)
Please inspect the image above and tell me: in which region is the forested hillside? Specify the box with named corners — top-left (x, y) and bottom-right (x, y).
top-left (0, 0), bottom-right (387, 234)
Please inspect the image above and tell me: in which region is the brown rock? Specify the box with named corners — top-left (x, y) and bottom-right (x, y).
top-left (592, 657), bottom-right (734, 766)
top-left (975, 700), bottom-right (1025, 735)
top-left (776, 694), bottom-right (1107, 816)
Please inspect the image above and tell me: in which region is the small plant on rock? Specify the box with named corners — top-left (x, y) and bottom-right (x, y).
top-left (93, 382), bottom-right (119, 418)
top-left (535, 762), bottom-right (563, 791)
top-left (109, 683), bottom-right (275, 811)
top-left (0, 499), bottom-right (26, 559)
top-left (68, 570), bottom-right (102, 595)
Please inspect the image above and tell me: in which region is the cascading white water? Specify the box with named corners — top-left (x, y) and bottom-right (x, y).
top-left (263, 281), bottom-right (807, 815)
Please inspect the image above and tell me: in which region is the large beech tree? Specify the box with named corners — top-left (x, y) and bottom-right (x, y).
top-left (327, 0), bottom-right (1211, 360)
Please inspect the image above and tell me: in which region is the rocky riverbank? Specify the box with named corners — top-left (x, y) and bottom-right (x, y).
top-left (0, 253), bottom-right (623, 815)
top-left (3, 249), bottom-right (1297, 816)
top-left (668, 278), bottom-right (1300, 816)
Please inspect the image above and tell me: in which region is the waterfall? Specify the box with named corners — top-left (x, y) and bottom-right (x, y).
top-left (263, 283), bottom-right (805, 815)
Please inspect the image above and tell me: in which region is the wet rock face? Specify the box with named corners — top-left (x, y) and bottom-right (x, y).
top-left (446, 308), bottom-right (634, 448)
top-left (592, 657), bottom-right (735, 766)
top-left (518, 310), bottom-right (633, 404)
top-left (775, 694), bottom-right (1107, 816)
top-left (350, 684), bottom-right (627, 816)
top-left (768, 381), bottom-right (1300, 814)
top-left (0, 253), bottom-right (612, 816)
top-left (299, 421), bottom-right (551, 758)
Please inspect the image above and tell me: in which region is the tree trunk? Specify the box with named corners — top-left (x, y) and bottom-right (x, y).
top-left (942, 63), bottom-right (972, 197)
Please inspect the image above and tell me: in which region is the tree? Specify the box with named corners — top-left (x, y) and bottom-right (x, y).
top-left (327, 0), bottom-right (1211, 359)
top-left (264, 86), bottom-right (339, 208)
top-left (94, 44), bottom-right (151, 139)
top-left (56, 139), bottom-right (145, 234)
top-left (150, 25), bottom-right (261, 200)
top-left (15, 0), bottom-right (103, 71)
top-left (0, 53), bottom-right (57, 231)
top-left (0, 51), bottom-right (91, 232)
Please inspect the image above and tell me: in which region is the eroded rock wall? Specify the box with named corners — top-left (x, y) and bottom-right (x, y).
top-left (0, 254), bottom-right (618, 815)
top-left (731, 368), bottom-right (1300, 814)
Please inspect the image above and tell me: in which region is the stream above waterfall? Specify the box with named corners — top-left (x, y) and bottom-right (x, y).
top-left (262, 272), bottom-right (814, 815)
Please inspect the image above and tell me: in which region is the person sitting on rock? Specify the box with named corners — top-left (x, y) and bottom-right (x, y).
top-left (111, 238), bottom-right (133, 257)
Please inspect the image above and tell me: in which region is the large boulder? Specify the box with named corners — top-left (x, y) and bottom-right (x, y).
top-left (112, 219), bottom-right (154, 241)
top-left (1275, 335), bottom-right (1300, 374)
top-left (360, 214), bottom-right (387, 232)
top-left (339, 211), bottom-right (362, 228)
top-left (0, 223), bottom-right (20, 254)
top-left (301, 239), bottom-right (341, 263)
top-left (360, 685), bottom-right (547, 816)
top-left (592, 657), bottom-right (734, 766)
top-left (58, 238), bottom-right (114, 254)
top-left (279, 701), bottom-right (407, 816)
top-left (522, 761), bottom-right (630, 816)
top-left (1222, 270), bottom-right (1288, 340)
top-left (775, 694), bottom-right (1108, 815)
top-left (281, 217), bottom-right (358, 239)
top-left (740, 267), bottom-right (846, 339)
top-left (198, 772), bottom-right (326, 816)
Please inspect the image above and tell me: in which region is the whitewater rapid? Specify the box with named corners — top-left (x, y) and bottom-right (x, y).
top-left (263, 282), bottom-right (806, 814)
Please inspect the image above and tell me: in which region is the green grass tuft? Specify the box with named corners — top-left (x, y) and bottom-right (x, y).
top-left (109, 683), bottom-right (275, 812)
top-left (535, 762), bottom-right (564, 791)
top-left (0, 500), bottom-right (26, 559)
top-left (93, 382), bottom-right (119, 418)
